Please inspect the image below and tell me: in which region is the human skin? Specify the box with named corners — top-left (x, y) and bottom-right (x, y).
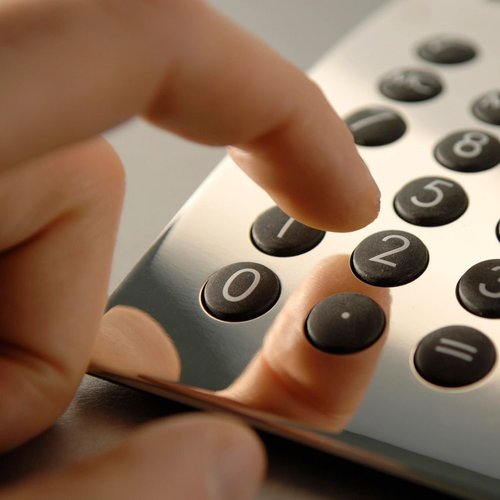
top-left (0, 1), bottom-right (382, 498)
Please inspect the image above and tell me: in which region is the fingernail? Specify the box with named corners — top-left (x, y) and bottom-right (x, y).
top-left (209, 420), bottom-right (266, 500)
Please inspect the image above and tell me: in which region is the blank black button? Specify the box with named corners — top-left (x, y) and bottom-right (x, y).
top-left (379, 68), bottom-right (443, 102)
top-left (457, 259), bottom-right (500, 318)
top-left (417, 36), bottom-right (477, 64)
top-left (251, 206), bottom-right (325, 256)
top-left (414, 326), bottom-right (496, 388)
top-left (472, 90), bottom-right (500, 126)
top-left (305, 293), bottom-right (386, 354)
top-left (434, 130), bottom-right (500, 172)
top-left (345, 107), bottom-right (406, 146)
top-left (202, 262), bottom-right (280, 321)
top-left (394, 176), bottom-right (468, 226)
top-left (351, 230), bottom-right (429, 287)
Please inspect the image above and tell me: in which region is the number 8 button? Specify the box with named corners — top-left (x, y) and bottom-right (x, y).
top-left (351, 230), bottom-right (429, 287)
top-left (394, 176), bottom-right (468, 226)
top-left (434, 130), bottom-right (500, 172)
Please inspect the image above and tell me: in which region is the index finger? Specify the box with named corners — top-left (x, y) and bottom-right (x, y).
top-left (0, 0), bottom-right (379, 231)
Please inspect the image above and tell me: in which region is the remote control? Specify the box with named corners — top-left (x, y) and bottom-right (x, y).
top-left (100, 0), bottom-right (500, 498)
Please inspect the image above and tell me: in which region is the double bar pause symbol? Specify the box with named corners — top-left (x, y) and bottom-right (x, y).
top-left (434, 337), bottom-right (478, 363)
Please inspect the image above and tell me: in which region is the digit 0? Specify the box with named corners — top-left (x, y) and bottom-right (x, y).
top-left (222, 268), bottom-right (261, 303)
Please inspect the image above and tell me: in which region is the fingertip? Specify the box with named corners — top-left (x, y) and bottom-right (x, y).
top-left (90, 306), bottom-right (181, 382)
top-left (224, 255), bottom-right (391, 432)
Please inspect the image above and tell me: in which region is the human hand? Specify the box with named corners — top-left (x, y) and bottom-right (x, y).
top-left (0, 0), bottom-right (381, 498)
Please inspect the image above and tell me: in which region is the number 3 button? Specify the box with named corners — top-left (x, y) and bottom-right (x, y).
top-left (457, 259), bottom-right (500, 318)
top-left (351, 230), bottom-right (429, 287)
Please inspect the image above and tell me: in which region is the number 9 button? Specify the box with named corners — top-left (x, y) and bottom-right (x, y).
top-left (351, 230), bottom-right (429, 287)
top-left (394, 176), bottom-right (468, 226)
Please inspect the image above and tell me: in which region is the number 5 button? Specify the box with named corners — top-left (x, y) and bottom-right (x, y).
top-left (351, 230), bottom-right (429, 287)
top-left (394, 176), bottom-right (468, 226)
top-left (457, 259), bottom-right (500, 318)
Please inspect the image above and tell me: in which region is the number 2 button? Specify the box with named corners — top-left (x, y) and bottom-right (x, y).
top-left (351, 230), bottom-right (429, 287)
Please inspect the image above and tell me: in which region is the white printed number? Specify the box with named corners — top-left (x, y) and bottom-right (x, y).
top-left (222, 268), bottom-right (261, 303)
top-left (453, 132), bottom-right (489, 159)
top-left (369, 235), bottom-right (411, 268)
top-left (411, 179), bottom-right (454, 208)
top-left (479, 266), bottom-right (500, 299)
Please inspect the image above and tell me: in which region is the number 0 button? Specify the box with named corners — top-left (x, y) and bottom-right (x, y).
top-left (394, 176), bottom-right (468, 226)
top-left (202, 262), bottom-right (280, 322)
top-left (457, 259), bottom-right (500, 318)
top-left (351, 230), bottom-right (429, 287)
top-left (434, 130), bottom-right (500, 172)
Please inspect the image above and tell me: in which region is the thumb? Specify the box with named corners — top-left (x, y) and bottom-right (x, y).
top-left (2, 414), bottom-right (266, 500)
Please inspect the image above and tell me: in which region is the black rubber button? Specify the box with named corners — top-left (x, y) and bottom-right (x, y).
top-left (305, 293), bottom-right (386, 354)
top-left (379, 68), bottom-right (443, 102)
top-left (251, 206), bottom-right (325, 256)
top-left (202, 262), bottom-right (280, 321)
top-left (344, 107), bottom-right (406, 146)
top-left (414, 326), bottom-right (496, 388)
top-left (434, 130), bottom-right (500, 172)
top-left (496, 220), bottom-right (500, 242)
top-left (417, 36), bottom-right (476, 64)
top-left (394, 176), bottom-right (468, 226)
top-left (351, 230), bottom-right (429, 287)
top-left (457, 259), bottom-right (500, 319)
top-left (472, 90), bottom-right (500, 126)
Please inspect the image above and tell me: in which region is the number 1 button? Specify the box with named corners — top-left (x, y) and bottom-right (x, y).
top-left (351, 230), bottom-right (429, 287)
top-left (251, 206), bottom-right (325, 256)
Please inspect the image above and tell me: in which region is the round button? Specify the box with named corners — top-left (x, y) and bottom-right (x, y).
top-left (305, 293), bottom-right (386, 354)
top-left (496, 220), bottom-right (500, 242)
top-left (379, 68), bottom-right (443, 102)
top-left (417, 35), bottom-right (477, 64)
top-left (251, 206), bottom-right (325, 257)
top-left (344, 107), bottom-right (406, 146)
top-left (202, 262), bottom-right (280, 322)
top-left (472, 90), bottom-right (500, 126)
top-left (414, 326), bottom-right (496, 388)
top-left (351, 230), bottom-right (429, 287)
top-left (457, 259), bottom-right (500, 319)
top-left (434, 130), bottom-right (500, 172)
top-left (394, 176), bottom-right (468, 227)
